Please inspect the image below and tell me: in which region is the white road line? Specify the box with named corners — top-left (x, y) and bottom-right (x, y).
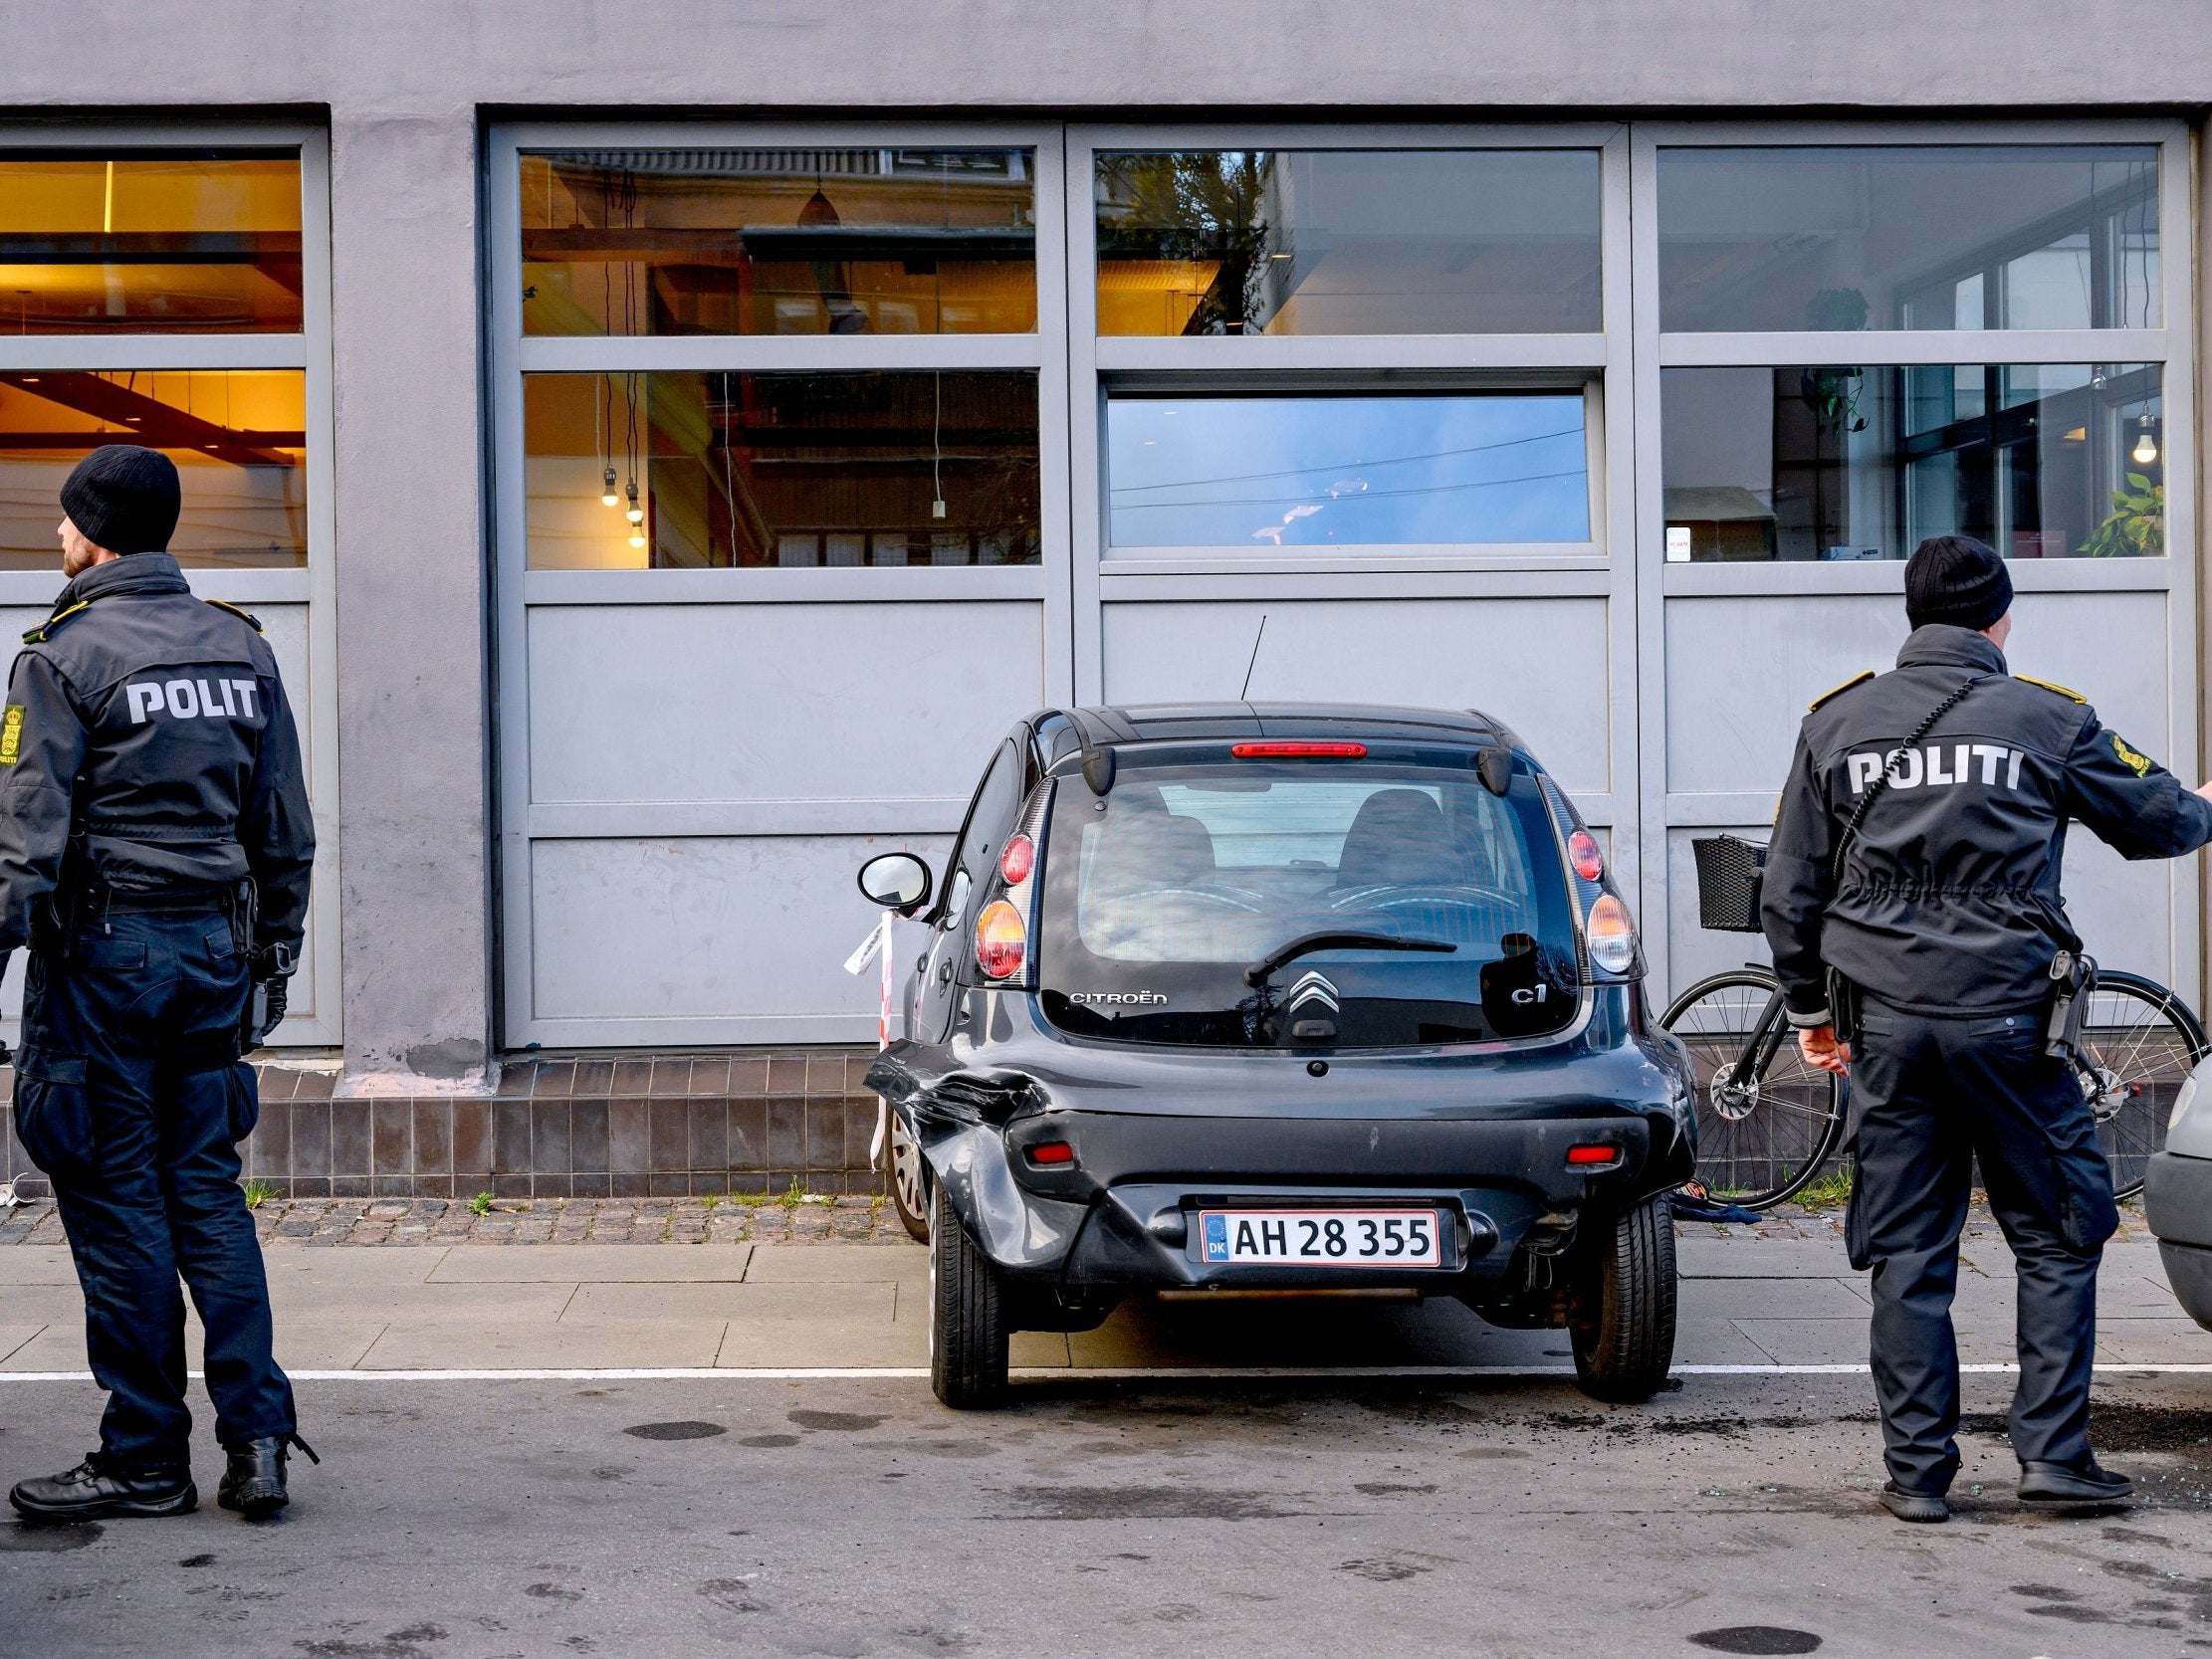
top-left (0, 1362), bottom-right (2208, 1382)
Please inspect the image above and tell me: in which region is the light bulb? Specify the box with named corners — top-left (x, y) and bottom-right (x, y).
top-left (600, 466), bottom-right (618, 508)
top-left (625, 480), bottom-right (644, 524)
top-left (2131, 415), bottom-right (2159, 467)
top-left (628, 531), bottom-right (646, 549)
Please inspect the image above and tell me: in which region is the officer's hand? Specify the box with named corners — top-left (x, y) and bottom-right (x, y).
top-left (1798, 1024), bottom-right (1851, 1076)
top-left (2196, 780), bottom-right (2212, 804)
top-left (262, 975), bottom-right (289, 1031)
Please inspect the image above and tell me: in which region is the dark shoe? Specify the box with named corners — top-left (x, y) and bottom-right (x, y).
top-left (2019, 1458), bottom-right (2132, 1507)
top-left (1878, 1481), bottom-right (1950, 1523)
top-left (9, 1454), bottom-right (196, 1524)
top-left (217, 1433), bottom-right (317, 1520)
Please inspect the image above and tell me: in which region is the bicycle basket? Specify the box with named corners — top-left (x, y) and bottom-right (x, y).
top-left (1691, 835), bottom-right (1769, 933)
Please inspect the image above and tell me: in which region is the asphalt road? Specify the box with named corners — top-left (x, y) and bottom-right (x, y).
top-left (3, 1370), bottom-right (2210, 1659)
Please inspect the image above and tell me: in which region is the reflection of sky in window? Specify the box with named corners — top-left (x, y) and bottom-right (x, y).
top-left (1106, 394), bottom-right (1590, 548)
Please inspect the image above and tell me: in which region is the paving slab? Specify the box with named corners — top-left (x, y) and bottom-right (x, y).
top-left (1677, 1237), bottom-right (1868, 1278)
top-left (563, 1279), bottom-right (895, 1324)
top-left (271, 1320), bottom-right (389, 1370)
top-left (2096, 1317), bottom-right (2212, 1363)
top-left (1729, 1318), bottom-right (1872, 1365)
top-left (264, 1281), bottom-right (576, 1324)
top-left (0, 1246), bottom-right (80, 1285)
top-left (0, 1322), bottom-right (43, 1364)
top-left (0, 1322), bottom-right (85, 1370)
top-left (718, 1318), bottom-right (925, 1368)
top-left (428, 1243), bottom-right (754, 1283)
top-left (259, 1248), bottom-right (450, 1286)
top-left (1671, 1316), bottom-right (1783, 1365)
top-left (745, 1242), bottom-right (926, 1283)
top-left (357, 1316), bottom-right (728, 1370)
top-left (1677, 1275), bottom-right (1869, 1321)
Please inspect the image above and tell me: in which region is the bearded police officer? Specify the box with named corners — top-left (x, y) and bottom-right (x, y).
top-left (1763, 534), bottom-right (2212, 1524)
top-left (4, 447), bottom-right (316, 1525)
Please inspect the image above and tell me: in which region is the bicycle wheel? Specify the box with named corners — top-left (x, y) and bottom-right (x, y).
top-left (1659, 968), bottom-right (1846, 1211)
top-left (2074, 969), bottom-right (2209, 1201)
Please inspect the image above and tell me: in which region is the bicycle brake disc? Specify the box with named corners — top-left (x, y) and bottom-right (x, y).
top-left (1706, 1060), bottom-right (1758, 1123)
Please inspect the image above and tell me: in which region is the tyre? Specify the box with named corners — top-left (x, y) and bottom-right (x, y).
top-left (1661, 968), bottom-right (1846, 1210)
top-left (2077, 970), bottom-right (2211, 1201)
top-left (888, 1115), bottom-right (929, 1244)
top-left (1568, 1194), bottom-right (1677, 1404)
top-left (929, 1180), bottom-right (1009, 1409)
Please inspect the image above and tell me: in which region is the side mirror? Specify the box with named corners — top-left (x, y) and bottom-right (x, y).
top-left (858, 851), bottom-right (933, 917)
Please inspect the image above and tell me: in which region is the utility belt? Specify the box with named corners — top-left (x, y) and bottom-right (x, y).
top-left (1828, 949), bottom-right (2095, 1061)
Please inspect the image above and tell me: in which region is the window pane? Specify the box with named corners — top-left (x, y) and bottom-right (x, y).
top-left (1096, 150), bottom-right (1601, 335)
top-left (521, 149), bottom-right (1037, 336)
top-left (0, 152), bottom-right (303, 333)
top-left (524, 371), bottom-right (1041, 569)
top-left (1107, 393), bottom-right (1590, 549)
top-left (1660, 363), bottom-right (2161, 561)
top-left (1658, 146), bottom-right (2159, 331)
top-left (0, 371), bottom-right (307, 569)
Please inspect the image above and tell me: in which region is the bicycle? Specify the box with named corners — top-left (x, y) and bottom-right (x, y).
top-left (1661, 834), bottom-right (2208, 1210)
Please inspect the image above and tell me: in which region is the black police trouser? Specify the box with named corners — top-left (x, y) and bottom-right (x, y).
top-left (12, 910), bottom-right (295, 1469)
top-left (1846, 996), bottom-right (2118, 1494)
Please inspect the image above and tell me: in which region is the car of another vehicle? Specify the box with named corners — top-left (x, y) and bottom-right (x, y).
top-left (857, 704), bottom-right (1696, 1408)
top-left (2144, 1055), bottom-right (2212, 1331)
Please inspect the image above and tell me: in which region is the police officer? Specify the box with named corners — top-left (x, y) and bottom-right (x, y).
top-left (1764, 533), bottom-right (2212, 1524)
top-left (4, 446), bottom-right (316, 1524)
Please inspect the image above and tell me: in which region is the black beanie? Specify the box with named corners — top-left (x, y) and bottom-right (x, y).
top-left (60, 445), bottom-right (181, 554)
top-left (1903, 534), bottom-right (2013, 632)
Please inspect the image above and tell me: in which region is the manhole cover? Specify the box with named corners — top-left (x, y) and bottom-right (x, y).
top-left (623, 1420), bottom-right (727, 1441)
top-left (1688, 1629), bottom-right (1823, 1656)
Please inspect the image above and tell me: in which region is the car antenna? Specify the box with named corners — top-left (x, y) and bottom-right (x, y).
top-left (1238, 613), bottom-right (1269, 702)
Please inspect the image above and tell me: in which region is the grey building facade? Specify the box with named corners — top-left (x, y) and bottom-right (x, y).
top-left (1, 2), bottom-right (2209, 1194)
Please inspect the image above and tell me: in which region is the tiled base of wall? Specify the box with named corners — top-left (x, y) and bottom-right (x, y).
top-left (0, 1047), bottom-right (891, 1201)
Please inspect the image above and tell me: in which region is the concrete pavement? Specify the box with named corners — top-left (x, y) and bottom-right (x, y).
top-left (1, 1227), bottom-right (2205, 1378)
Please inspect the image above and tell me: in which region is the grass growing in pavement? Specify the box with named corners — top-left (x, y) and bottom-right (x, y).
top-left (1793, 1165), bottom-right (1856, 1209)
top-left (241, 1177), bottom-right (281, 1210)
top-left (469, 1190), bottom-right (494, 1216)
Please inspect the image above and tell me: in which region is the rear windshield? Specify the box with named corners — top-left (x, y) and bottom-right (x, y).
top-left (1037, 755), bottom-right (1580, 1048)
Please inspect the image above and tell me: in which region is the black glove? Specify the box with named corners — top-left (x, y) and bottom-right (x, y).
top-left (260, 975), bottom-right (290, 1032)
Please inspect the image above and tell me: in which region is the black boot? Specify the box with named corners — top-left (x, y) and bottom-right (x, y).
top-left (10, 1454), bottom-right (196, 1524)
top-left (218, 1433), bottom-right (318, 1520)
top-left (2019, 1458), bottom-right (2132, 1506)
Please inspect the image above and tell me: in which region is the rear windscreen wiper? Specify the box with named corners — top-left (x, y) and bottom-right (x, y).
top-left (1244, 932), bottom-right (1456, 986)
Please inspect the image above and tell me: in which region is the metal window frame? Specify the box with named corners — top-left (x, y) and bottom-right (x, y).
top-left (488, 119), bottom-right (1073, 1047)
top-left (1628, 117), bottom-right (2197, 1005)
top-left (0, 119), bottom-right (338, 1045)
top-left (1063, 121), bottom-right (1638, 870)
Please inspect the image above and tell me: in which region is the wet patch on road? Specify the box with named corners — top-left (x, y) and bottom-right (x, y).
top-left (295, 1626), bottom-right (450, 1659)
top-left (698, 1576), bottom-right (767, 1614)
top-left (789, 1409), bottom-right (887, 1432)
top-left (739, 1434), bottom-right (801, 1448)
top-left (0, 1521), bottom-right (102, 1551)
top-left (621, 1421), bottom-right (725, 1441)
top-left (1685, 1627), bottom-right (1823, 1655)
top-left (992, 1484), bottom-right (1309, 1521)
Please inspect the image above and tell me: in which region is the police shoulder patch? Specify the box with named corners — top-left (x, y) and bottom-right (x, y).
top-left (0, 705), bottom-right (23, 766)
top-left (204, 598), bottom-right (263, 633)
top-left (1807, 670), bottom-right (1875, 712)
top-left (20, 599), bottom-right (91, 645)
top-left (2111, 731), bottom-right (2155, 777)
top-left (2016, 674), bottom-right (2088, 704)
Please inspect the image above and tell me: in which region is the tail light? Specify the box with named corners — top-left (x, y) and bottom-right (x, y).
top-left (975, 900), bottom-right (1027, 979)
top-left (1587, 893), bottom-right (1638, 975)
top-left (1567, 829), bottom-right (1605, 883)
top-left (1026, 1141), bottom-right (1075, 1166)
top-left (1567, 1143), bottom-right (1622, 1168)
top-left (1231, 740), bottom-right (1367, 758)
top-left (999, 833), bottom-right (1035, 887)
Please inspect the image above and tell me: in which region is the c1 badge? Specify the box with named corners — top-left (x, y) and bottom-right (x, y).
top-left (0, 704), bottom-right (23, 767)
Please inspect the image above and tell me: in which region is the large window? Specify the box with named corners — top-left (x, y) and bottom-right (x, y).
top-left (524, 369), bottom-right (1041, 569)
top-left (521, 148), bottom-right (1036, 336)
top-left (1658, 145), bottom-right (2159, 332)
top-left (1096, 148), bottom-right (1602, 335)
top-left (1661, 363), bottom-right (2162, 561)
top-left (1105, 391), bottom-right (1590, 550)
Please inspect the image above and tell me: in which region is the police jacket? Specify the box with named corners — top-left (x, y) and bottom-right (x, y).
top-left (1761, 623), bottom-right (2212, 1022)
top-left (0, 553), bottom-right (314, 956)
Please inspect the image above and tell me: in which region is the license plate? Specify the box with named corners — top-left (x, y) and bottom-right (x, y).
top-left (1197, 1209), bottom-right (1444, 1268)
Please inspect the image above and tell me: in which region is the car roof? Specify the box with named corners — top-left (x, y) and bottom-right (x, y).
top-left (1042, 702), bottom-right (1521, 752)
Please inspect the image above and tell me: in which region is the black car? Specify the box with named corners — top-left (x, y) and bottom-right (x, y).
top-left (858, 704), bottom-right (1695, 1408)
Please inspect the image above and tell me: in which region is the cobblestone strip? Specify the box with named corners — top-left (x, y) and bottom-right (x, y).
top-left (0, 1193), bottom-right (2144, 1248)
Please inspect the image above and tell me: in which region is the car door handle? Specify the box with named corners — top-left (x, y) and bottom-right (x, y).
top-left (938, 960), bottom-right (954, 984)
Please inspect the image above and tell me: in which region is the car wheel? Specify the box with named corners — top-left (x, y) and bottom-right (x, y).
top-left (888, 1116), bottom-right (929, 1244)
top-left (929, 1180), bottom-right (1010, 1409)
top-left (1567, 1193), bottom-right (1677, 1404)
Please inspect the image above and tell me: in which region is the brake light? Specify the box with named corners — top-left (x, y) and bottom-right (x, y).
top-left (1568, 829), bottom-right (1605, 883)
top-left (999, 833), bottom-right (1035, 887)
top-left (1587, 893), bottom-right (1637, 975)
top-left (975, 900), bottom-right (1027, 979)
top-left (1567, 1143), bottom-right (1621, 1167)
top-left (1027, 1141), bottom-right (1075, 1166)
top-left (1230, 741), bottom-right (1368, 759)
